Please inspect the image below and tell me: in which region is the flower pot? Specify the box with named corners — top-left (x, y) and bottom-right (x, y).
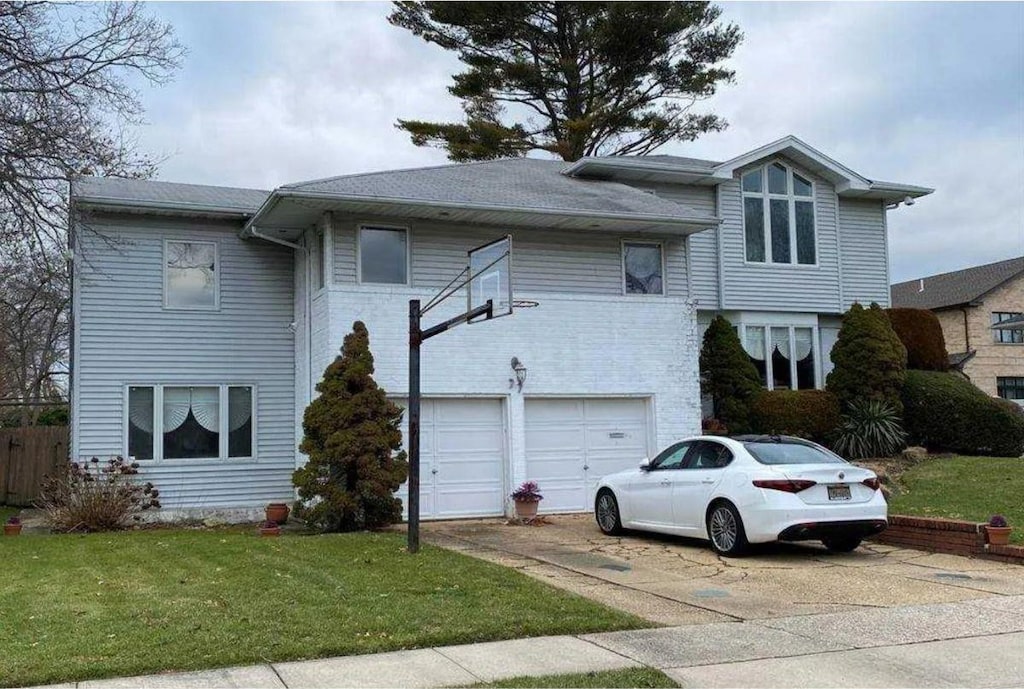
top-left (986, 525), bottom-right (1012, 546)
top-left (514, 499), bottom-right (539, 520)
top-left (266, 503), bottom-right (290, 525)
top-left (4, 524), bottom-right (22, 536)
top-left (259, 525), bottom-right (281, 538)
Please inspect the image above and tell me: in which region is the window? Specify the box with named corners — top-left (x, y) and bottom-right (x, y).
top-left (687, 441), bottom-right (734, 469)
top-left (744, 440), bottom-right (845, 465)
top-left (998, 377), bottom-right (1024, 401)
top-left (312, 230), bottom-right (326, 290)
top-left (741, 163), bottom-right (816, 265)
top-left (359, 227), bottom-right (408, 284)
top-left (742, 325), bottom-right (817, 390)
top-left (623, 242), bottom-right (664, 295)
top-left (125, 384), bottom-right (255, 461)
top-left (651, 441), bottom-right (692, 470)
top-left (165, 241), bottom-right (217, 309)
top-left (992, 312), bottom-right (1024, 344)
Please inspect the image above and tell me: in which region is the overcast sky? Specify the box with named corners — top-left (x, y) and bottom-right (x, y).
top-left (135, 1), bottom-right (1023, 283)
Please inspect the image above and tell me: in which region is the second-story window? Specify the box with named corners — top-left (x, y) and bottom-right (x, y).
top-left (165, 240), bottom-right (217, 309)
top-left (359, 226), bottom-right (408, 284)
top-left (623, 242), bottom-right (664, 295)
top-left (741, 162), bottom-right (816, 266)
top-left (993, 312), bottom-right (1024, 344)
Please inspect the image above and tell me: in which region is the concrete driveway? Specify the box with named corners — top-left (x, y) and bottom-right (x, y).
top-left (422, 514), bottom-right (1024, 626)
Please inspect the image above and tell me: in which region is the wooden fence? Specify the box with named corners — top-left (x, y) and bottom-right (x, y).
top-left (0, 426), bottom-right (68, 506)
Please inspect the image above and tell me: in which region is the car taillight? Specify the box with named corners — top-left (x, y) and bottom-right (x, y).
top-left (752, 479), bottom-right (816, 493)
top-left (862, 477), bottom-right (881, 491)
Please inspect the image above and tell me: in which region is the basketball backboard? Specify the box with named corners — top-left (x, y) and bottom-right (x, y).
top-left (468, 235), bottom-right (512, 322)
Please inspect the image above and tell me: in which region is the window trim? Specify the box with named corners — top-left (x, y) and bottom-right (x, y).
top-left (123, 383), bottom-right (257, 463)
top-left (163, 239), bottom-right (220, 311)
top-left (357, 224), bottom-right (411, 286)
top-left (992, 312), bottom-right (1024, 345)
top-left (740, 160), bottom-right (819, 268)
top-left (739, 323), bottom-right (822, 391)
top-left (997, 376), bottom-right (1024, 401)
top-left (621, 239), bottom-right (667, 296)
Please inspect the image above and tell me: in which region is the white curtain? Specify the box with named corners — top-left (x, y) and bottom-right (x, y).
top-left (128, 387), bottom-right (153, 433)
top-left (771, 327), bottom-right (791, 360)
top-left (163, 386), bottom-right (219, 432)
top-left (793, 328), bottom-right (814, 360)
top-left (228, 387), bottom-right (252, 432)
top-left (743, 326), bottom-right (766, 360)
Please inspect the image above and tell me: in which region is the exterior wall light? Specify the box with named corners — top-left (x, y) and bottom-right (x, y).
top-left (510, 357), bottom-right (527, 391)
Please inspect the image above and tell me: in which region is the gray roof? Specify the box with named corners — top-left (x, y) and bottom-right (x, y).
top-left (949, 350), bottom-right (976, 370)
top-left (72, 176), bottom-right (269, 215)
top-left (282, 158), bottom-right (704, 219)
top-left (890, 256), bottom-right (1024, 310)
top-left (645, 154), bottom-right (720, 169)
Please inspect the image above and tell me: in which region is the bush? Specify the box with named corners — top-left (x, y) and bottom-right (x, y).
top-left (902, 370), bottom-right (1024, 457)
top-left (293, 321), bottom-right (409, 532)
top-left (37, 456), bottom-right (161, 532)
top-left (699, 315), bottom-right (763, 434)
top-left (885, 308), bottom-right (949, 371)
top-left (827, 302), bottom-right (907, 412)
top-left (832, 399), bottom-right (908, 460)
top-left (749, 390), bottom-right (841, 444)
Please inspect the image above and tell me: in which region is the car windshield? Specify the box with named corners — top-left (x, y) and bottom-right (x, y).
top-left (744, 442), bottom-right (846, 465)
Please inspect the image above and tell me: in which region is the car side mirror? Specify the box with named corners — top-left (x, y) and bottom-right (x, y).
top-left (639, 458), bottom-right (651, 471)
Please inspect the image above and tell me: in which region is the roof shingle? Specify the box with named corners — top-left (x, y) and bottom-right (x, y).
top-left (72, 176), bottom-right (269, 214)
top-left (890, 256), bottom-right (1024, 310)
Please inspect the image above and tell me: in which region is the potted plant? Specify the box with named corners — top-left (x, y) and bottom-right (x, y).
top-left (258, 519), bottom-right (281, 537)
top-left (511, 481), bottom-right (543, 521)
top-left (985, 515), bottom-right (1011, 546)
top-left (4, 516), bottom-right (22, 536)
top-left (265, 502), bottom-right (290, 525)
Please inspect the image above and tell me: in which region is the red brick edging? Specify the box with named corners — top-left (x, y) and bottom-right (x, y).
top-left (871, 515), bottom-right (1024, 564)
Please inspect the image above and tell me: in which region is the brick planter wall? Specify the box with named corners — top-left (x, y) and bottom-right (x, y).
top-left (872, 515), bottom-right (1024, 564)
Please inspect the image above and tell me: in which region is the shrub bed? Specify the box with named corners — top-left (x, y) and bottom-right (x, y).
top-left (902, 370), bottom-right (1024, 457)
top-left (885, 308), bottom-right (949, 371)
top-left (749, 390), bottom-right (841, 444)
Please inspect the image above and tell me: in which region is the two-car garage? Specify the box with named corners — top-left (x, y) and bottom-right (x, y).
top-left (398, 396), bottom-right (652, 519)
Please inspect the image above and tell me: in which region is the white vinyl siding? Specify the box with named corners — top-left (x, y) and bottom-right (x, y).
top-left (837, 198), bottom-right (890, 308)
top-left (73, 213), bottom-right (296, 509)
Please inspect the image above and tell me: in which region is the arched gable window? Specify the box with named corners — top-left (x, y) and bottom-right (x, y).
top-left (741, 162), bottom-right (817, 265)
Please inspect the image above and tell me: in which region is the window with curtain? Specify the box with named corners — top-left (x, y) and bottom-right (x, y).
top-left (165, 241), bottom-right (217, 309)
top-left (771, 327), bottom-right (792, 389)
top-left (742, 325), bottom-right (818, 390)
top-left (742, 325), bottom-right (768, 386)
top-left (126, 385), bottom-right (254, 461)
top-left (741, 162), bottom-right (816, 265)
top-left (623, 242), bottom-right (664, 295)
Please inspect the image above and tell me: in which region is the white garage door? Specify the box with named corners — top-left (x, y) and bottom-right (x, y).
top-left (525, 397), bottom-right (650, 513)
top-left (396, 398), bottom-right (506, 519)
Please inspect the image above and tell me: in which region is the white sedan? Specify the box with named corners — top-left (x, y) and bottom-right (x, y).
top-left (594, 435), bottom-right (887, 556)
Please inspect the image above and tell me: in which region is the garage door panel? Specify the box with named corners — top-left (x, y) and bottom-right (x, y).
top-left (434, 486), bottom-right (505, 518)
top-left (525, 426), bottom-right (585, 451)
top-left (436, 427), bottom-right (503, 453)
top-left (434, 399), bottom-right (503, 424)
top-left (584, 425), bottom-right (647, 452)
top-left (584, 398), bottom-right (648, 422)
top-left (525, 399), bottom-right (584, 424)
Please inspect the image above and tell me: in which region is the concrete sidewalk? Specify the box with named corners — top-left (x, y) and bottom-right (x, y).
top-left (37, 596), bottom-right (1024, 689)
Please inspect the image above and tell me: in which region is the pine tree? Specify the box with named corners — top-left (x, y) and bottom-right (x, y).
top-left (826, 303), bottom-right (908, 412)
top-left (699, 315), bottom-right (763, 434)
top-left (293, 321), bottom-right (409, 531)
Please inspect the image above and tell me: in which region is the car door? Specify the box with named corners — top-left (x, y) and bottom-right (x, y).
top-left (628, 441), bottom-right (693, 526)
top-left (671, 440), bottom-right (734, 532)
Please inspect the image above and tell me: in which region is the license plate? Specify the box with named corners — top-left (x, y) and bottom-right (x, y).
top-left (828, 484), bottom-right (851, 501)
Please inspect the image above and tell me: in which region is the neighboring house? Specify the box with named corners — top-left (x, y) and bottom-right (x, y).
top-left (891, 257), bottom-right (1024, 404)
top-left (69, 135), bottom-right (931, 516)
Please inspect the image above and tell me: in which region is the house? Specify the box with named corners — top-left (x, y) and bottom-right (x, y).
top-left (891, 257), bottom-right (1024, 403)
top-left (69, 135), bottom-right (931, 517)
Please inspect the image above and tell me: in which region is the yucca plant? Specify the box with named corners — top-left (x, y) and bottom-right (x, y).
top-left (832, 399), bottom-right (907, 460)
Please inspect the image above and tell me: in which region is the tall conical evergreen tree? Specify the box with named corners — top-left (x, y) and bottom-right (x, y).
top-left (699, 315), bottom-right (763, 433)
top-left (826, 303), bottom-right (907, 413)
top-left (294, 321), bottom-right (408, 531)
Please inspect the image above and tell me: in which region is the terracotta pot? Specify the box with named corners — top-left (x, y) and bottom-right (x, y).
top-left (266, 503), bottom-right (290, 525)
top-left (986, 525), bottom-right (1012, 546)
top-left (514, 499), bottom-right (540, 520)
top-left (4, 524), bottom-right (22, 536)
top-left (258, 525), bottom-right (281, 538)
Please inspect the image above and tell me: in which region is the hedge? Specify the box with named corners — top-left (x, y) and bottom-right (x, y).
top-left (827, 303), bottom-right (907, 413)
top-left (902, 370), bottom-right (1024, 457)
top-left (749, 390), bottom-right (842, 444)
top-left (886, 308), bottom-right (949, 371)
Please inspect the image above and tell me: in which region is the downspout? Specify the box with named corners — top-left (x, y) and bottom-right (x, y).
top-left (962, 306), bottom-right (971, 351)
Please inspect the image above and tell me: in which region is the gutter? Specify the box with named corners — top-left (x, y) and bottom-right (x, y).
top-left (72, 195), bottom-right (258, 219)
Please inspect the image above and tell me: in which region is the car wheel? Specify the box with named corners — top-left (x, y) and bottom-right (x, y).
top-left (822, 536), bottom-right (862, 553)
top-left (595, 489), bottom-right (623, 536)
top-left (707, 501), bottom-right (748, 557)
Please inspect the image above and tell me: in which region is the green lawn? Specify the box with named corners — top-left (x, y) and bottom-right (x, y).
top-left (888, 456), bottom-right (1024, 543)
top-left (465, 668), bottom-right (678, 688)
top-left (0, 530), bottom-right (647, 687)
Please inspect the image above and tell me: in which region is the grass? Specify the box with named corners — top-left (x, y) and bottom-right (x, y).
top-left (464, 668), bottom-right (679, 688)
top-left (888, 455), bottom-right (1024, 543)
top-left (0, 529), bottom-right (647, 687)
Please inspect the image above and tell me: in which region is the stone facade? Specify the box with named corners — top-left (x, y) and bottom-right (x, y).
top-left (935, 273), bottom-right (1024, 397)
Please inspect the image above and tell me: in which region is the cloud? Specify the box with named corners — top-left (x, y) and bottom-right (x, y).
top-left (135, 1), bottom-right (1023, 281)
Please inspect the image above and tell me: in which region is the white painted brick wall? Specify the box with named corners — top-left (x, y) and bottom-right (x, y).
top-left (317, 285), bottom-right (702, 503)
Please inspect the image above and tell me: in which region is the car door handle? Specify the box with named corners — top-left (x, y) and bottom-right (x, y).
top-left (701, 478), bottom-right (715, 484)
top-left (660, 479), bottom-right (671, 486)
